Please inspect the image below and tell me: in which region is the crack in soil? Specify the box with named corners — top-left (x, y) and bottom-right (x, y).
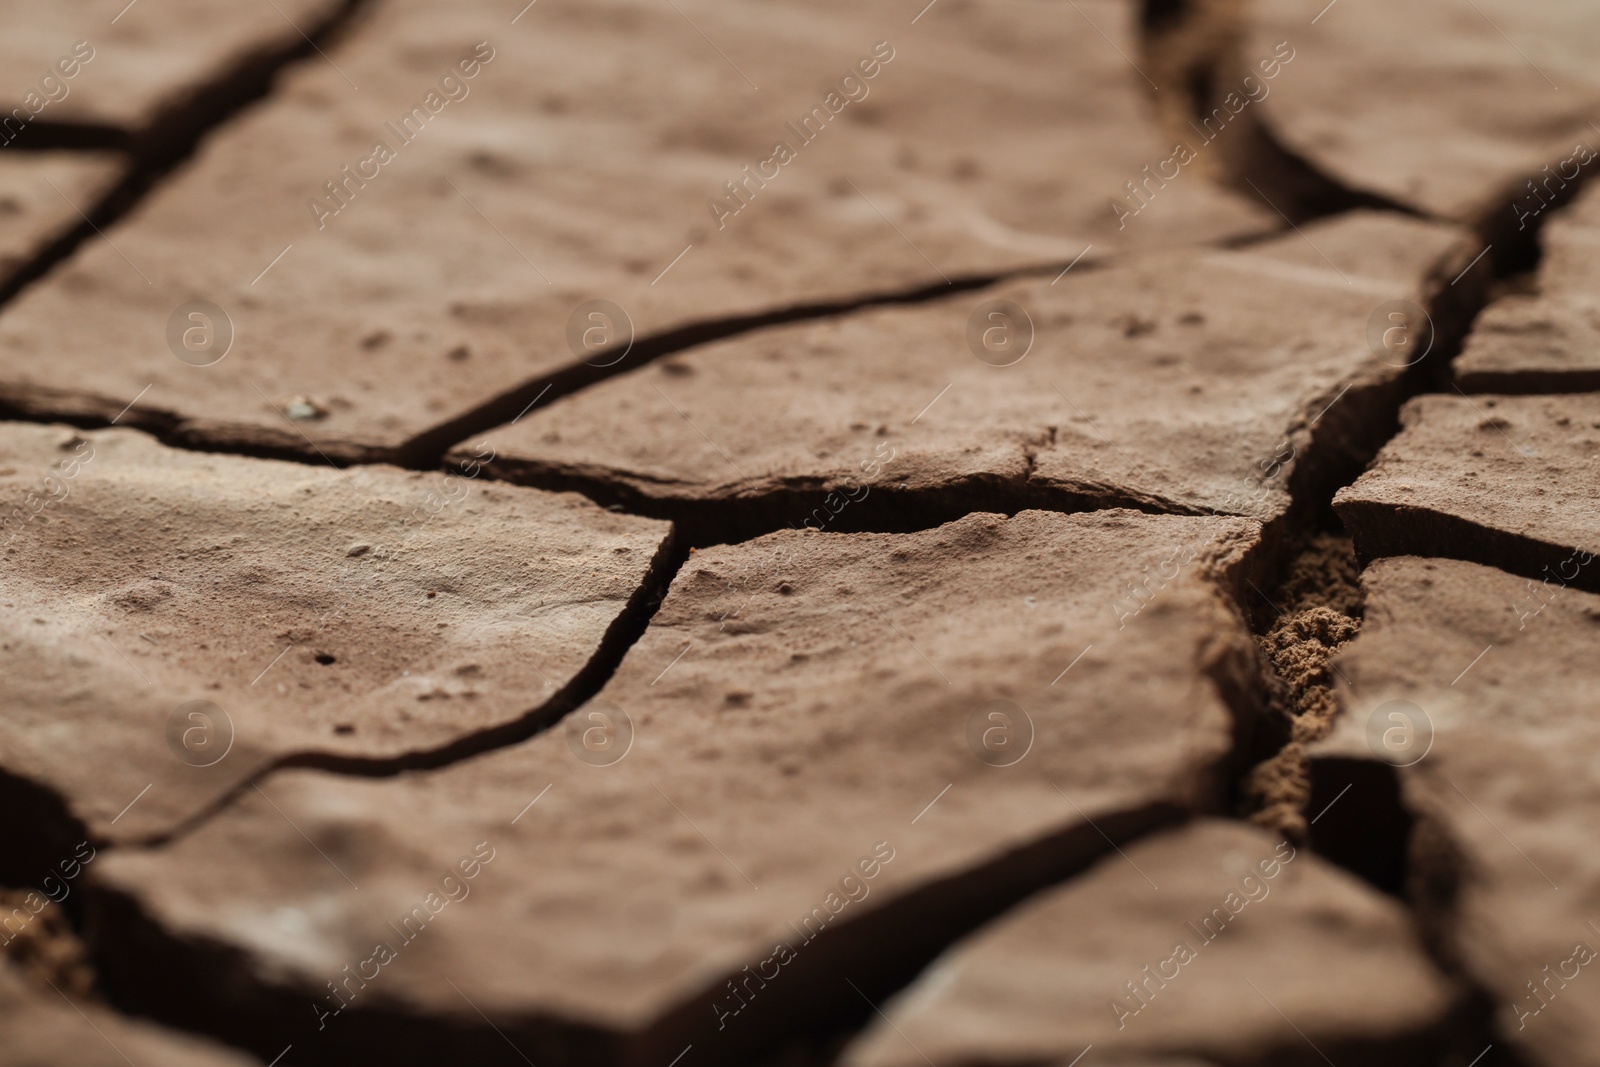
top-left (3, 2), bottom-right (1596, 1064)
top-left (1240, 532), bottom-right (1363, 840)
top-left (1138, 0), bottom-right (1429, 227)
top-left (0, 121), bottom-right (131, 153)
top-left (59, 523), bottom-right (1271, 1067)
top-left (472, 455), bottom-right (1215, 551)
top-left (1224, 77), bottom-right (1600, 1067)
top-left (131, 524), bottom-right (688, 850)
top-left (89, 801), bottom-right (1199, 1067)
top-left (0, 0), bottom-right (373, 313)
top-left (392, 263), bottom-right (1091, 470)
top-left (0, 258), bottom-right (1106, 471)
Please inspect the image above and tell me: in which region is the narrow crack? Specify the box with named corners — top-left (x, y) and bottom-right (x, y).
top-left (130, 523), bottom-right (687, 850)
top-left (0, 258), bottom-right (1098, 473)
top-left (0, 0), bottom-right (372, 311)
top-left (1338, 503), bottom-right (1600, 597)
top-left (4, 3), bottom-right (1591, 1063)
top-left (1469, 167), bottom-right (1591, 282)
top-left (1456, 365), bottom-right (1600, 395)
top-left (390, 262), bottom-right (1091, 470)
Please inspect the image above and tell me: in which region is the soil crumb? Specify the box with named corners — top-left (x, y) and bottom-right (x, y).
top-left (1244, 533), bottom-right (1363, 839)
top-left (0, 889), bottom-right (95, 997)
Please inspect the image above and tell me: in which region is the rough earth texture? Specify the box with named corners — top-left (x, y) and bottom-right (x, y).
top-left (469, 212), bottom-right (1469, 526)
top-left (91, 511), bottom-right (1266, 1065)
top-left (1314, 556), bottom-right (1600, 1067)
top-left (0, 0), bottom-right (1268, 461)
top-left (1335, 393), bottom-right (1600, 591)
top-left (840, 820), bottom-right (1459, 1067)
top-left (0, 1), bottom-right (1594, 1066)
top-left (0, 423), bottom-right (670, 843)
top-left (1457, 181), bottom-right (1600, 392)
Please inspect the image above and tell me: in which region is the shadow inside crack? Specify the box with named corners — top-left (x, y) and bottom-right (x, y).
top-left (1137, 0), bottom-right (1427, 227)
top-left (0, 121), bottom-right (131, 152)
top-left (90, 801), bottom-right (1190, 1067)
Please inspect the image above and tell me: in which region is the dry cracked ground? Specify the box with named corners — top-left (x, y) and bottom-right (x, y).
top-left (1, 0), bottom-right (1599, 1065)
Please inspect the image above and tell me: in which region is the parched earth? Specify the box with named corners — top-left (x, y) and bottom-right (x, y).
top-left (0, 1), bottom-right (1596, 1065)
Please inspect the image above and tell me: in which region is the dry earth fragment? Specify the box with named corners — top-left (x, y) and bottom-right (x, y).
top-left (839, 820), bottom-right (1457, 1067)
top-left (468, 212), bottom-right (1468, 524)
top-left (92, 510), bottom-right (1264, 1066)
top-left (1334, 393), bottom-right (1600, 591)
top-left (0, 423), bottom-right (669, 843)
top-left (1252, 0), bottom-right (1600, 221)
top-left (0, 0), bottom-right (1268, 459)
top-left (1457, 182), bottom-right (1600, 392)
top-left (0, 0), bottom-right (342, 135)
top-left (1313, 556), bottom-right (1600, 1067)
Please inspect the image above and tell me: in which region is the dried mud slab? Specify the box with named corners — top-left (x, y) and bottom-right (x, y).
top-left (0, 424), bottom-right (669, 843)
top-left (839, 820), bottom-right (1457, 1067)
top-left (1312, 556), bottom-right (1600, 1067)
top-left (1251, 0), bottom-right (1600, 221)
top-left (0, 152), bottom-right (121, 283)
top-left (1334, 393), bottom-right (1600, 592)
top-left (1457, 182), bottom-right (1600, 392)
top-left (0, 0), bottom-right (1268, 460)
top-left (0, 960), bottom-right (256, 1066)
top-left (468, 212), bottom-right (1468, 525)
top-left (91, 511), bottom-right (1264, 1066)
top-left (0, 0), bottom-right (342, 137)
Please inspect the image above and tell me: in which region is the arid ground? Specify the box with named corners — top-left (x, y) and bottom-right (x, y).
top-left (1, 1), bottom-right (1598, 1065)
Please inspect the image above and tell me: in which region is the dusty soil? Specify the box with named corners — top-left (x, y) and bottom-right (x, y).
top-left (0, 1), bottom-right (1594, 1065)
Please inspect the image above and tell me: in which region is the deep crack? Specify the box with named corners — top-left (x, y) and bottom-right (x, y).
top-left (0, 2), bottom-right (1592, 1064)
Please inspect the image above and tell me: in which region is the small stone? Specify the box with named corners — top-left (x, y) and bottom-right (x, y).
top-left (283, 395), bottom-right (327, 421)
